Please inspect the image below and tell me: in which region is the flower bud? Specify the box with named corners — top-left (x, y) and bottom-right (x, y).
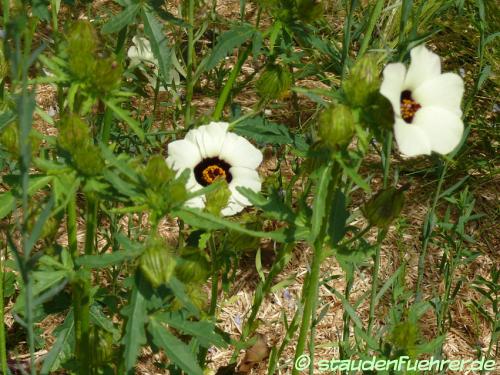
top-left (343, 55), bottom-right (380, 107)
top-left (57, 115), bottom-right (91, 152)
top-left (362, 91), bottom-right (394, 132)
top-left (143, 155), bottom-right (174, 189)
top-left (66, 21), bottom-right (98, 81)
top-left (139, 235), bottom-right (176, 287)
top-left (89, 326), bottom-right (114, 366)
top-left (167, 179), bottom-right (188, 204)
top-left (0, 123), bottom-right (19, 155)
top-left (256, 64), bottom-right (292, 100)
top-left (318, 104), bottom-right (355, 147)
top-left (205, 179), bottom-right (231, 216)
top-left (92, 56), bottom-right (123, 94)
top-left (171, 283), bottom-right (207, 311)
top-left (175, 247), bottom-right (210, 284)
top-left (296, 0), bottom-right (323, 23)
top-left (389, 321), bottom-right (419, 356)
top-left (0, 41), bottom-right (8, 80)
top-left (362, 185), bottom-right (408, 229)
top-left (72, 144), bottom-right (105, 176)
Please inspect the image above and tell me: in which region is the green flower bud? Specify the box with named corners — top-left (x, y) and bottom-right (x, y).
top-left (139, 235), bottom-right (176, 288)
top-left (171, 283), bottom-right (207, 311)
top-left (175, 247), bottom-right (210, 284)
top-left (0, 123), bottom-right (19, 155)
top-left (256, 64), bottom-right (292, 101)
top-left (297, 0), bottom-right (323, 22)
top-left (362, 91), bottom-right (394, 132)
top-left (389, 321), bottom-right (419, 356)
top-left (72, 144), bottom-right (105, 176)
top-left (205, 179), bottom-right (231, 216)
top-left (0, 123), bottom-right (40, 158)
top-left (167, 179), bottom-right (188, 204)
top-left (344, 55), bottom-right (380, 107)
top-left (0, 41), bottom-right (8, 80)
top-left (92, 56), bottom-right (122, 94)
top-left (143, 155), bottom-right (174, 189)
top-left (66, 21), bottom-right (98, 81)
top-left (89, 326), bottom-right (114, 366)
top-left (318, 104), bottom-right (355, 148)
top-left (362, 185), bottom-right (408, 229)
top-left (57, 115), bottom-right (91, 152)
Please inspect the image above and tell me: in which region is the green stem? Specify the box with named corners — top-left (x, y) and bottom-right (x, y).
top-left (367, 230), bottom-right (386, 335)
top-left (100, 107), bottom-right (114, 144)
top-left (358, 0), bottom-right (384, 57)
top-left (77, 196), bottom-right (98, 374)
top-left (208, 236), bottom-right (219, 316)
top-left (291, 238), bottom-right (324, 375)
top-left (50, 0), bottom-right (58, 32)
top-left (2, 0), bottom-right (8, 24)
top-left (212, 47), bottom-right (251, 121)
top-left (185, 0), bottom-right (195, 126)
top-left (0, 246), bottom-right (7, 375)
top-left (415, 161), bottom-right (448, 302)
top-left (367, 131), bottom-right (392, 336)
top-left (340, 276), bottom-right (354, 362)
top-left (341, 0), bottom-right (359, 78)
top-left (84, 197), bottom-right (98, 256)
top-left (67, 196), bottom-right (78, 260)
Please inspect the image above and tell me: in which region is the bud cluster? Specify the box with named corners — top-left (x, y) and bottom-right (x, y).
top-left (57, 115), bottom-right (104, 176)
top-left (66, 21), bottom-right (122, 95)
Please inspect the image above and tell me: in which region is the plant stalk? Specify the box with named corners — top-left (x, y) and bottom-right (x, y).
top-left (185, 0), bottom-right (195, 126)
top-left (415, 162), bottom-right (447, 302)
top-left (212, 47), bottom-right (251, 121)
top-left (0, 246), bottom-right (7, 375)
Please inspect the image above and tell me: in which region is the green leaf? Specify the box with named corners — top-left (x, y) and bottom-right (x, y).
top-left (233, 116), bottom-right (294, 146)
top-left (40, 311), bottom-right (74, 374)
top-left (102, 3), bottom-right (141, 34)
top-left (0, 192), bottom-right (15, 220)
top-left (334, 154), bottom-right (371, 192)
top-left (327, 190), bottom-right (348, 245)
top-left (203, 24), bottom-right (254, 71)
top-left (104, 99), bottom-right (144, 141)
top-left (90, 305), bottom-right (121, 341)
top-left (121, 275), bottom-right (148, 374)
top-left (153, 311), bottom-right (227, 348)
top-left (142, 8), bottom-right (173, 84)
top-left (76, 246), bottom-right (143, 268)
top-left (236, 188), bottom-right (295, 222)
top-left (173, 207), bottom-right (303, 242)
top-left (310, 164), bottom-right (332, 242)
top-left (147, 318), bottom-right (203, 375)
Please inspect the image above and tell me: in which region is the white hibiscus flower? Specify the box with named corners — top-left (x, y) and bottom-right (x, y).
top-left (127, 36), bottom-right (157, 66)
top-left (166, 122), bottom-right (263, 216)
top-left (127, 36), bottom-right (183, 90)
top-left (380, 45), bottom-right (465, 157)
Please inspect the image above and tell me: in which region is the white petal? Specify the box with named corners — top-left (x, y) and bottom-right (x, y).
top-left (185, 122), bottom-right (229, 159)
top-left (166, 139), bottom-right (202, 171)
top-left (228, 167), bottom-right (262, 206)
top-left (413, 106), bottom-right (464, 155)
top-left (200, 122), bottom-right (230, 157)
top-left (404, 45), bottom-right (441, 90)
top-left (394, 118), bottom-right (431, 157)
top-left (380, 63), bottom-right (406, 116)
top-left (221, 199), bottom-right (245, 216)
top-left (127, 46), bottom-right (140, 60)
top-left (185, 195), bottom-right (205, 209)
top-left (219, 133), bottom-right (263, 169)
top-left (131, 36), bottom-right (155, 62)
top-left (413, 73), bottom-right (464, 117)
top-left (185, 172), bottom-right (202, 191)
